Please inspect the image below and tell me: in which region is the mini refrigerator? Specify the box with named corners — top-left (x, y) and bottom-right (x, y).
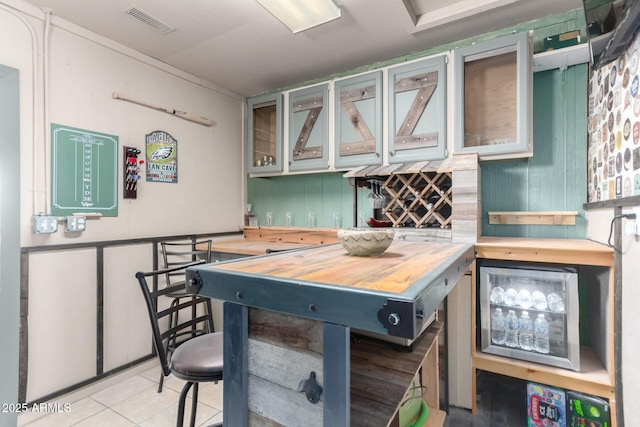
top-left (480, 261), bottom-right (580, 371)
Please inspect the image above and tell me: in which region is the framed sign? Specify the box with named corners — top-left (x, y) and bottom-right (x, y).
top-left (146, 130), bottom-right (178, 183)
top-left (51, 123), bottom-right (118, 216)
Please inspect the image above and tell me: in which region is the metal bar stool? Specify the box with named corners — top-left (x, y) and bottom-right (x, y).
top-left (157, 240), bottom-right (215, 392)
top-left (135, 261), bottom-right (223, 427)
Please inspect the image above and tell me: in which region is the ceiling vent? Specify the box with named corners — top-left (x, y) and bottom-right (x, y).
top-left (124, 6), bottom-right (176, 35)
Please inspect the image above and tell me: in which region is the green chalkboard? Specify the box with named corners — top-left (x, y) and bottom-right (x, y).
top-left (51, 124), bottom-right (118, 216)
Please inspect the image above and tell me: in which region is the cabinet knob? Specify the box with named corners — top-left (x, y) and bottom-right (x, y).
top-left (389, 151), bottom-right (395, 157)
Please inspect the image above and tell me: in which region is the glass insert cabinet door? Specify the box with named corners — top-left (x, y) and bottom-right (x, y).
top-left (334, 71), bottom-right (382, 169)
top-left (388, 54), bottom-right (447, 163)
top-left (289, 83), bottom-right (330, 172)
top-left (247, 92), bottom-right (283, 173)
top-left (453, 32), bottom-right (532, 159)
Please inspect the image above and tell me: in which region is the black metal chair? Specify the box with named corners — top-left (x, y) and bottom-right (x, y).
top-left (157, 240), bottom-right (215, 392)
top-left (135, 262), bottom-right (223, 427)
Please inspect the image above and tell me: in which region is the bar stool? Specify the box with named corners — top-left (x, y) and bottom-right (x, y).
top-left (135, 262), bottom-right (223, 427)
top-left (158, 239), bottom-right (215, 392)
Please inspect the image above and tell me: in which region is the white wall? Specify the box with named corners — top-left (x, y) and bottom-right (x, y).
top-left (586, 208), bottom-right (640, 425)
top-left (0, 0), bottom-right (245, 401)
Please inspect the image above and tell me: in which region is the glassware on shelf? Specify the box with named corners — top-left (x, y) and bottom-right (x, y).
top-left (307, 212), bottom-right (316, 228)
top-left (332, 212), bottom-right (342, 228)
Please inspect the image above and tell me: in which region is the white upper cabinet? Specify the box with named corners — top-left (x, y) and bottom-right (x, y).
top-left (245, 32), bottom-right (534, 175)
top-left (453, 32), bottom-right (532, 159)
top-left (334, 71), bottom-right (383, 169)
top-left (247, 92), bottom-right (283, 174)
top-left (388, 55), bottom-right (447, 163)
top-left (288, 83), bottom-right (330, 172)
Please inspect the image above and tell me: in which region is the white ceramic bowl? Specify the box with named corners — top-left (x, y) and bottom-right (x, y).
top-left (337, 228), bottom-right (395, 257)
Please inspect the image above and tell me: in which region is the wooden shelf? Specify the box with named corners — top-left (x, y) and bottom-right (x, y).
top-left (350, 321), bottom-right (443, 427)
top-left (532, 43), bottom-right (590, 72)
top-left (472, 346), bottom-right (614, 400)
top-left (488, 211), bottom-right (578, 225)
top-left (425, 407), bottom-right (446, 427)
top-left (476, 236), bottom-right (614, 267)
top-left (472, 237), bottom-right (616, 425)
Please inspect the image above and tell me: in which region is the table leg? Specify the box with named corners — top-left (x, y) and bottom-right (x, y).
top-left (223, 302), bottom-right (248, 427)
top-left (323, 323), bottom-right (350, 427)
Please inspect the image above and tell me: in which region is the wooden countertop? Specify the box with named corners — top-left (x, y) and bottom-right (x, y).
top-left (188, 241), bottom-right (474, 339)
top-left (201, 226), bottom-right (340, 256)
top-left (476, 236), bottom-right (614, 266)
top-left (210, 241), bottom-right (473, 295)
top-left (208, 238), bottom-right (314, 256)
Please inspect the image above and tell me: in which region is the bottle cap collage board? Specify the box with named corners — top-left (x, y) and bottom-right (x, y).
top-left (588, 30), bottom-right (640, 202)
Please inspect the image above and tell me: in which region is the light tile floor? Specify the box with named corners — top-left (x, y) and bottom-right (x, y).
top-left (17, 361), bottom-right (223, 427)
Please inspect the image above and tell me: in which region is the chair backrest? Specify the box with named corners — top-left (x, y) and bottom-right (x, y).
top-left (160, 240), bottom-right (212, 285)
top-left (135, 260), bottom-right (208, 377)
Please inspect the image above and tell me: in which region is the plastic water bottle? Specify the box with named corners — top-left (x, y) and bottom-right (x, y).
top-left (491, 308), bottom-right (506, 345)
top-left (505, 310), bottom-right (519, 348)
top-left (518, 311), bottom-right (534, 351)
top-left (534, 313), bottom-right (550, 354)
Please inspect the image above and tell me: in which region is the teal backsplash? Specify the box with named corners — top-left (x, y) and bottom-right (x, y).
top-left (481, 64), bottom-right (588, 238)
top-left (247, 173), bottom-right (374, 228)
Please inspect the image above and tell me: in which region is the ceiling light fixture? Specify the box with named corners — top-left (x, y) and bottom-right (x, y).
top-left (255, 0), bottom-right (341, 33)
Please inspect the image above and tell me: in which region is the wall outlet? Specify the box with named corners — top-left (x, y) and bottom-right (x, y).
top-left (65, 216), bottom-right (86, 232)
top-left (624, 206), bottom-right (640, 236)
top-left (624, 221), bottom-right (639, 236)
top-left (32, 215), bottom-right (58, 234)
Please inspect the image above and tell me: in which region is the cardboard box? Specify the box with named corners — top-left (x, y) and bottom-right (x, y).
top-left (542, 31), bottom-right (581, 52)
top-left (527, 382), bottom-right (567, 427)
top-left (567, 391), bottom-right (610, 427)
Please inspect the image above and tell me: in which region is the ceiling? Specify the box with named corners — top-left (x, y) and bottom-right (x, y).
top-left (20, 0), bottom-right (583, 97)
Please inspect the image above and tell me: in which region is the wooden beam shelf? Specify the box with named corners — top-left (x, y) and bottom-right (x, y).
top-left (472, 346), bottom-right (614, 400)
top-left (488, 211), bottom-right (578, 225)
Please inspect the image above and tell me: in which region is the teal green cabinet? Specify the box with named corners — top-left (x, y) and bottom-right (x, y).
top-left (289, 83), bottom-right (329, 172)
top-left (334, 71), bottom-right (383, 168)
top-left (388, 55), bottom-right (447, 163)
top-left (453, 32), bottom-right (532, 159)
top-left (247, 93), bottom-right (283, 173)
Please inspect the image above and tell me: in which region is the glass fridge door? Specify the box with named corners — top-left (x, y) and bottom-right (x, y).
top-left (480, 264), bottom-right (580, 371)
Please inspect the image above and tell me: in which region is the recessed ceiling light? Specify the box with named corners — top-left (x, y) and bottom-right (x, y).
top-left (255, 0), bottom-right (341, 33)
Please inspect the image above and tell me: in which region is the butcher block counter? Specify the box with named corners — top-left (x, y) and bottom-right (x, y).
top-left (188, 241), bottom-right (474, 339)
top-left (209, 239), bottom-right (313, 256)
top-left (186, 241), bottom-right (474, 427)
top-left (206, 226), bottom-right (340, 256)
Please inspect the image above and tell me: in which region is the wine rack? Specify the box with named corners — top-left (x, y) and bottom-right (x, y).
top-left (381, 170), bottom-right (452, 228)
top-left (346, 154), bottom-right (479, 239)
